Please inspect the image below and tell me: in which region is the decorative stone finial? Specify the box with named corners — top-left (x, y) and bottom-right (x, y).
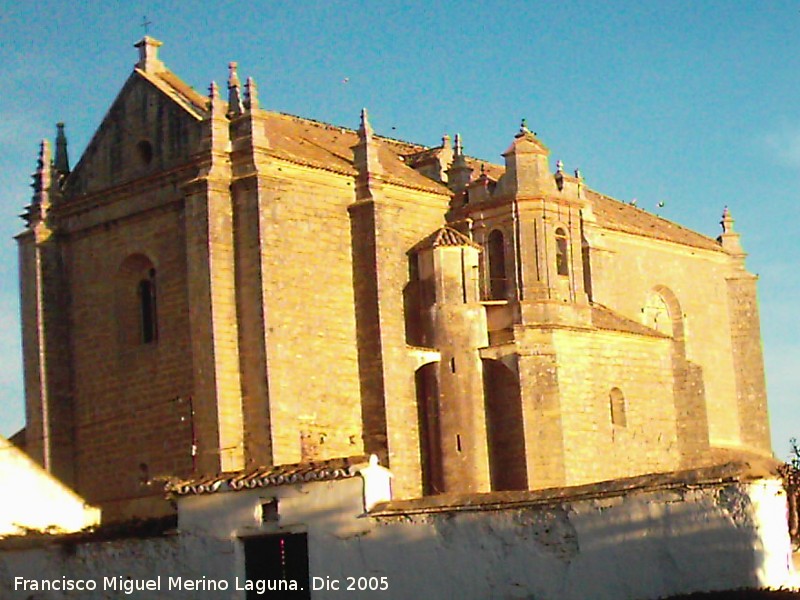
top-left (446, 133), bottom-right (472, 194)
top-left (574, 168), bottom-right (582, 179)
top-left (721, 206), bottom-right (735, 233)
top-left (227, 62), bottom-right (244, 117)
top-left (208, 81), bottom-right (225, 117)
top-left (134, 36), bottom-right (164, 73)
top-left (359, 108), bottom-right (374, 139)
top-left (244, 76), bottom-right (259, 111)
top-left (556, 159), bottom-right (564, 173)
top-left (441, 134), bottom-right (450, 149)
top-left (33, 139), bottom-right (52, 194)
top-left (209, 81), bottom-right (220, 107)
top-left (717, 206), bottom-right (745, 255)
top-left (54, 123), bottom-right (69, 176)
top-left (353, 107), bottom-right (382, 188)
top-left (453, 133), bottom-right (463, 157)
top-left (228, 62), bottom-right (241, 87)
top-left (29, 139), bottom-right (54, 225)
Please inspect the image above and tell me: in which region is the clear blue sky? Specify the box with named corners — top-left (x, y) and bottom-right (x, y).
top-left (1, 1), bottom-right (797, 458)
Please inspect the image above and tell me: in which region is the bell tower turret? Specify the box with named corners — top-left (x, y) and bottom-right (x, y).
top-left (463, 122), bottom-right (590, 326)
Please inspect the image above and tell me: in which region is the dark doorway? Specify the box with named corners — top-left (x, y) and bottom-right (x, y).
top-left (415, 363), bottom-right (443, 495)
top-left (483, 359), bottom-right (528, 491)
top-left (243, 533), bottom-right (310, 599)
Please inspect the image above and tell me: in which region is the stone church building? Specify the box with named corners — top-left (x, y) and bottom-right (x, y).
top-left (17, 37), bottom-right (771, 519)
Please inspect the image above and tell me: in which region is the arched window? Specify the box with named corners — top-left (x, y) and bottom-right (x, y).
top-left (642, 291), bottom-right (673, 336)
top-left (487, 230), bottom-right (507, 300)
top-left (138, 269), bottom-right (158, 344)
top-left (116, 254), bottom-right (159, 347)
top-left (642, 286), bottom-right (685, 341)
top-left (609, 387), bottom-right (627, 427)
top-left (555, 227), bottom-right (569, 276)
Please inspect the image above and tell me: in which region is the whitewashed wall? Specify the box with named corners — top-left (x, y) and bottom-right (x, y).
top-left (0, 472), bottom-right (795, 599)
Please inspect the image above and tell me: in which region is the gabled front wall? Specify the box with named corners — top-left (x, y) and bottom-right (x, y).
top-left (65, 74), bottom-right (202, 196)
top-left (588, 227), bottom-right (746, 449)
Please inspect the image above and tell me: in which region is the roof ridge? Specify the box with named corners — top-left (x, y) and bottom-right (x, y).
top-left (590, 302), bottom-right (669, 338)
top-left (586, 189), bottom-right (719, 243)
top-left (268, 111), bottom-right (430, 152)
top-left (586, 189), bottom-right (723, 252)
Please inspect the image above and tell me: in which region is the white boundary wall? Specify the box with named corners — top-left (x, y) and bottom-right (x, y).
top-left (0, 473), bottom-right (795, 599)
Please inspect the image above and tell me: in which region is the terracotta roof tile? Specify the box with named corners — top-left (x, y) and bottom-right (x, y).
top-left (135, 68), bottom-right (206, 119)
top-left (259, 112), bottom-right (449, 194)
top-left (591, 303), bottom-right (668, 338)
top-left (410, 226), bottom-right (482, 253)
top-left (402, 146), bottom-right (444, 166)
top-left (166, 455), bottom-right (367, 496)
top-left (154, 71), bottom-right (209, 114)
top-left (140, 68), bottom-right (725, 251)
top-left (588, 190), bottom-right (723, 252)
top-left (464, 159), bottom-right (504, 182)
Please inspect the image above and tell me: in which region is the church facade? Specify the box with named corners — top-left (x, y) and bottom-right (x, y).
top-left (18, 37), bottom-right (771, 518)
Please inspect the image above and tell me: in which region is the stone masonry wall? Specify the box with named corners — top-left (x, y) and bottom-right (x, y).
top-left (66, 204), bottom-right (194, 509)
top-left (254, 162), bottom-right (365, 466)
top-left (588, 228), bottom-right (745, 451)
top-left (553, 328), bottom-right (681, 484)
top-left (371, 187), bottom-right (451, 498)
top-left (726, 274), bottom-right (771, 453)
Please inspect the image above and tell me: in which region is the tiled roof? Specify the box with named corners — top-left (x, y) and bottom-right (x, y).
top-left (588, 190), bottom-right (723, 252)
top-left (154, 71), bottom-right (210, 114)
top-left (136, 68), bottom-right (206, 119)
top-left (139, 69), bottom-right (449, 194)
top-left (257, 112), bottom-right (450, 194)
top-left (166, 456), bottom-right (367, 496)
top-left (402, 145), bottom-right (444, 166)
top-left (464, 159), bottom-right (504, 182)
top-left (144, 67), bottom-right (725, 252)
top-left (410, 226), bottom-right (482, 253)
top-left (400, 145), bottom-right (505, 183)
top-left (591, 304), bottom-right (668, 338)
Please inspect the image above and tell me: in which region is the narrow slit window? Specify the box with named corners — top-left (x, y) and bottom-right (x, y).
top-left (555, 228), bottom-right (569, 276)
top-left (138, 269), bottom-right (158, 344)
top-left (609, 387), bottom-right (627, 428)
